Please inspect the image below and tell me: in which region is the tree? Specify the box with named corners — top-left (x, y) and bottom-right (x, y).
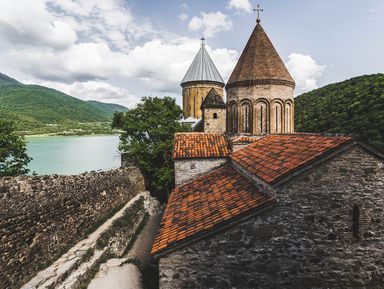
top-left (112, 97), bottom-right (189, 202)
top-left (0, 119), bottom-right (32, 176)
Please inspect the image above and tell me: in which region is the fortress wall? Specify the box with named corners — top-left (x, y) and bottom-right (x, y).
top-left (0, 167), bottom-right (145, 289)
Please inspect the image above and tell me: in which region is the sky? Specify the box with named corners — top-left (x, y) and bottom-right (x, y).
top-left (0, 0), bottom-right (383, 108)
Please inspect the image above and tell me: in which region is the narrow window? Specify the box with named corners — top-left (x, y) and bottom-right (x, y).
top-left (213, 113), bottom-right (218, 119)
top-left (241, 102), bottom-right (251, 133)
top-left (274, 103), bottom-right (282, 133)
top-left (285, 103), bottom-right (291, 132)
top-left (230, 103), bottom-right (238, 134)
top-left (352, 204), bottom-right (360, 239)
top-left (256, 102), bottom-right (267, 134)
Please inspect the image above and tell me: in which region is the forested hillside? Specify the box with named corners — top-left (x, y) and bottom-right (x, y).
top-left (295, 74), bottom-right (384, 151)
top-left (0, 73), bottom-right (127, 135)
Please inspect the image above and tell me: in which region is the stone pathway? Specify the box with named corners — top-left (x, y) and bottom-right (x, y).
top-left (87, 212), bottom-right (162, 289)
top-left (21, 192), bottom-right (151, 289)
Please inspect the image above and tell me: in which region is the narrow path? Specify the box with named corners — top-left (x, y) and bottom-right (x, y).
top-left (87, 212), bottom-right (162, 289)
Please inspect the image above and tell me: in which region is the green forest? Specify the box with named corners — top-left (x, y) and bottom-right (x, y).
top-left (0, 73), bottom-right (127, 135)
top-left (295, 74), bottom-right (384, 151)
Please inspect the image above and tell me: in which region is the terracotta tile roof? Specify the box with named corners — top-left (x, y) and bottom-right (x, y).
top-left (151, 166), bottom-right (275, 255)
top-left (173, 133), bottom-right (230, 159)
top-left (231, 134), bottom-right (353, 184)
top-left (231, 135), bottom-right (261, 144)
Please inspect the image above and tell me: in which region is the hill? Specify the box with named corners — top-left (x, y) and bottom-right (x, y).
top-left (0, 73), bottom-right (128, 134)
top-left (295, 73), bottom-right (384, 151)
top-left (0, 73), bottom-right (21, 85)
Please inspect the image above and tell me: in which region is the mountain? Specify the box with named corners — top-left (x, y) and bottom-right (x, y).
top-left (87, 100), bottom-right (128, 118)
top-left (295, 73), bottom-right (384, 151)
top-left (0, 73), bottom-right (21, 85)
top-left (0, 73), bottom-right (128, 133)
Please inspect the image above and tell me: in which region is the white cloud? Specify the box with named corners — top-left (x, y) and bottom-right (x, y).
top-left (188, 11), bottom-right (233, 37)
top-left (286, 53), bottom-right (326, 94)
top-left (179, 13), bottom-right (189, 21)
top-left (228, 0), bottom-right (252, 13)
top-left (0, 0), bottom-right (77, 49)
top-left (24, 80), bottom-right (139, 108)
top-left (0, 0), bottom-right (238, 108)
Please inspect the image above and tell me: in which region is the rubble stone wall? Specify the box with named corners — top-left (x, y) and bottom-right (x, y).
top-left (0, 167), bottom-right (145, 289)
top-left (159, 146), bottom-right (384, 289)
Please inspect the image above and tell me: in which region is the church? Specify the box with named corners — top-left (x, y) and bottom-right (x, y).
top-left (152, 12), bottom-right (384, 289)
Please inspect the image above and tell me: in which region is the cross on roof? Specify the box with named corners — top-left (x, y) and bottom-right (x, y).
top-left (201, 36), bottom-right (205, 45)
top-left (253, 4), bottom-right (263, 23)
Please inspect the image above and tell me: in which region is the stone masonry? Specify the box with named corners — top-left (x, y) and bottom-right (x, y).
top-left (159, 146), bottom-right (384, 289)
top-left (0, 167), bottom-right (144, 289)
top-left (174, 158), bottom-right (228, 186)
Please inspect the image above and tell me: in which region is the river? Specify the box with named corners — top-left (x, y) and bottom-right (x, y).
top-left (26, 135), bottom-right (121, 175)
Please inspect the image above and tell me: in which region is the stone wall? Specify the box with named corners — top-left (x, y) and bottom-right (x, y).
top-left (174, 158), bottom-right (228, 186)
top-left (226, 84), bottom-right (294, 134)
top-left (159, 146), bottom-right (384, 289)
top-left (202, 108), bottom-right (226, 133)
top-left (0, 167), bottom-right (145, 289)
top-left (182, 82), bottom-right (224, 119)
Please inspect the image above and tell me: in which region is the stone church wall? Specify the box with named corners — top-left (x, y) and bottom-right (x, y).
top-left (203, 108), bottom-right (226, 133)
top-left (175, 158), bottom-right (228, 186)
top-left (226, 84), bottom-right (294, 134)
top-left (0, 167), bottom-right (145, 289)
top-left (182, 82), bottom-right (224, 119)
top-left (159, 146), bottom-right (384, 289)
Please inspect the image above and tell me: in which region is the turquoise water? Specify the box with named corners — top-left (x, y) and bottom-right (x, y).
top-left (26, 135), bottom-right (121, 175)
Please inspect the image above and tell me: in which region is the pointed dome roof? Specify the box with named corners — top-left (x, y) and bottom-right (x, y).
top-left (226, 22), bottom-right (295, 89)
top-left (181, 43), bottom-right (224, 86)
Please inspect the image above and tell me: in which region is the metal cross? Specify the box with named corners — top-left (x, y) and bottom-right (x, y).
top-left (253, 4), bottom-right (263, 23)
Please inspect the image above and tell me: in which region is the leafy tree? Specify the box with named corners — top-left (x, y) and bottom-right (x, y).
top-left (0, 119), bottom-right (32, 176)
top-left (295, 74), bottom-right (384, 152)
top-left (112, 97), bottom-right (189, 202)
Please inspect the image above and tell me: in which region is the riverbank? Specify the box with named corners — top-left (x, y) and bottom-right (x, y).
top-left (19, 122), bottom-right (122, 136)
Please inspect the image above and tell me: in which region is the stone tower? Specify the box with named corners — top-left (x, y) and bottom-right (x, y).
top-left (201, 88), bottom-right (227, 133)
top-left (181, 40), bottom-right (225, 119)
top-left (226, 19), bottom-right (295, 135)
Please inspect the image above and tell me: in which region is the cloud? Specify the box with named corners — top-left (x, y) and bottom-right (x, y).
top-left (188, 11), bottom-right (233, 37)
top-left (0, 0), bottom-right (238, 108)
top-left (179, 13), bottom-right (189, 21)
top-left (24, 79), bottom-right (139, 108)
top-left (0, 0), bottom-right (77, 49)
top-left (228, 0), bottom-right (252, 13)
top-left (286, 53), bottom-right (326, 94)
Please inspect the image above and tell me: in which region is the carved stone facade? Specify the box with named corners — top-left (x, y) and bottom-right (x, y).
top-left (227, 84), bottom-right (294, 135)
top-left (182, 82), bottom-right (224, 119)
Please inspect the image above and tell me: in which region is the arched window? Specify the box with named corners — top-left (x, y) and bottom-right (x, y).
top-left (256, 101), bottom-right (268, 134)
top-left (213, 113), bottom-right (218, 119)
top-left (274, 102), bottom-right (283, 133)
top-left (229, 102), bottom-right (238, 134)
top-left (285, 102), bottom-right (292, 132)
top-left (241, 102), bottom-right (252, 133)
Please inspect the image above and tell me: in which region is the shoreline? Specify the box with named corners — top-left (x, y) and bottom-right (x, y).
top-left (25, 133), bottom-right (121, 138)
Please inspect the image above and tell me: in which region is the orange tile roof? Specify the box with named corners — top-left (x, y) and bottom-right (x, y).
top-left (231, 135), bottom-right (261, 144)
top-left (173, 132), bottom-right (230, 159)
top-left (151, 166), bottom-right (275, 255)
top-left (231, 134), bottom-right (353, 184)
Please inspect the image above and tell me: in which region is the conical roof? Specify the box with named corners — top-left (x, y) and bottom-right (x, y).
top-left (201, 88), bottom-right (226, 109)
top-left (181, 43), bottom-right (224, 86)
top-left (227, 22), bottom-right (295, 89)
